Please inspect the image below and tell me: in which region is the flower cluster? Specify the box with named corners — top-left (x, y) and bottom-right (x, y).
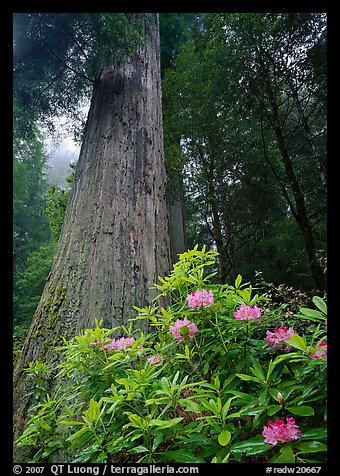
top-left (186, 289), bottom-right (214, 308)
top-left (262, 417), bottom-right (301, 445)
top-left (266, 326), bottom-right (296, 351)
top-left (233, 304), bottom-right (262, 321)
top-left (170, 319), bottom-right (198, 342)
top-left (310, 341), bottom-right (327, 359)
top-left (91, 337), bottom-right (135, 351)
top-left (147, 354), bottom-right (164, 364)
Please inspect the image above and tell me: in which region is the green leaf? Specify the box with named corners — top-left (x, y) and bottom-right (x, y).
top-left (59, 420), bottom-right (83, 426)
top-left (235, 274), bottom-right (242, 289)
top-left (128, 445), bottom-right (149, 454)
top-left (286, 406), bottom-right (314, 416)
top-left (97, 451), bottom-right (107, 463)
top-left (299, 308), bottom-right (324, 319)
top-left (230, 435), bottom-right (271, 456)
top-left (159, 449), bottom-right (206, 463)
top-left (88, 398), bottom-right (100, 422)
top-left (222, 396), bottom-right (238, 420)
top-left (145, 397), bottom-right (169, 406)
top-left (67, 427), bottom-right (88, 442)
top-left (235, 373), bottom-right (263, 384)
top-left (201, 398), bottom-right (219, 414)
top-left (295, 441), bottom-right (327, 453)
top-left (285, 334), bottom-right (308, 352)
top-left (267, 405), bottom-right (282, 416)
top-left (250, 357), bottom-right (265, 382)
top-left (160, 377), bottom-right (172, 395)
top-left (312, 296), bottom-right (327, 314)
top-left (301, 427), bottom-right (327, 440)
top-left (150, 417), bottom-right (183, 429)
top-left (271, 445), bottom-right (296, 463)
top-left (126, 413), bottom-right (146, 429)
top-left (115, 378), bottom-right (136, 389)
top-left (180, 399), bottom-right (201, 413)
top-left (218, 430), bottom-right (231, 446)
top-left (266, 359), bottom-right (277, 381)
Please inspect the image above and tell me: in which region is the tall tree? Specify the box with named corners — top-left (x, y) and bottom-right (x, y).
top-left (207, 13), bottom-right (327, 291)
top-left (13, 13), bottom-right (172, 457)
top-left (159, 13), bottom-right (201, 262)
top-left (163, 13), bottom-right (327, 290)
top-left (13, 132), bottom-right (53, 327)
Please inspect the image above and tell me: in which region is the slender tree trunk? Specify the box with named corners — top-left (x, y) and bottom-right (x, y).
top-left (167, 170), bottom-right (187, 262)
top-left (219, 182), bottom-right (235, 279)
top-left (13, 13), bottom-right (172, 459)
top-left (210, 198), bottom-right (229, 282)
top-left (265, 78), bottom-right (325, 291)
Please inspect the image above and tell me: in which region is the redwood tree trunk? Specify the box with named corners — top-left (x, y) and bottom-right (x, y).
top-left (13, 13), bottom-right (171, 456)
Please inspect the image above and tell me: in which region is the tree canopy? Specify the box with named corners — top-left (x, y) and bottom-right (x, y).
top-left (13, 13), bottom-right (143, 138)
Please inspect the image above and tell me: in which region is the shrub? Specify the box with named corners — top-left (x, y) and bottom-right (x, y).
top-left (16, 245), bottom-right (327, 463)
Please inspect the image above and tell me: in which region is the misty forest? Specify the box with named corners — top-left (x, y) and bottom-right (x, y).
top-left (13, 13), bottom-right (327, 464)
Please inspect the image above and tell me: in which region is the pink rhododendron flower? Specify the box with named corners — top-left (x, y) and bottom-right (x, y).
top-left (186, 289), bottom-right (214, 308)
top-left (170, 319), bottom-right (198, 342)
top-left (233, 304), bottom-right (262, 321)
top-left (262, 417), bottom-right (301, 445)
top-left (266, 326), bottom-right (297, 351)
top-left (91, 337), bottom-right (135, 351)
top-left (310, 341), bottom-right (327, 359)
top-left (147, 354), bottom-right (164, 364)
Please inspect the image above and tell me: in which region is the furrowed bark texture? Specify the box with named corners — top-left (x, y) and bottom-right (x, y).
top-left (13, 13), bottom-right (171, 458)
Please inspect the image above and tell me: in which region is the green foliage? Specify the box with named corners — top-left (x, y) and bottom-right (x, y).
top-left (44, 163), bottom-right (74, 242)
top-left (16, 247), bottom-right (327, 463)
top-left (159, 13), bottom-right (200, 75)
top-left (13, 13), bottom-right (144, 138)
top-left (13, 133), bottom-right (51, 267)
top-left (162, 12), bottom-right (327, 290)
top-left (13, 241), bottom-right (56, 327)
top-left (13, 132), bottom-right (54, 328)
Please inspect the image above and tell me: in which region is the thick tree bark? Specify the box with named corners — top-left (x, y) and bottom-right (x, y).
top-left (13, 13), bottom-right (172, 459)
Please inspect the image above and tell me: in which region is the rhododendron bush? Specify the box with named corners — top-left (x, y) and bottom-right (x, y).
top-left (17, 246), bottom-right (327, 464)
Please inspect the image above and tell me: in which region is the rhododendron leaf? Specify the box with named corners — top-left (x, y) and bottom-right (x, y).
top-left (301, 428), bottom-right (327, 440)
top-left (218, 430), bottom-right (231, 446)
top-left (286, 405), bottom-right (314, 416)
top-left (230, 436), bottom-right (271, 455)
top-left (267, 405), bottom-right (282, 416)
top-left (179, 398), bottom-right (201, 413)
top-left (299, 308), bottom-right (324, 318)
top-left (150, 417), bottom-right (183, 429)
top-left (158, 449), bottom-right (206, 463)
top-left (222, 396), bottom-right (238, 420)
top-left (236, 373), bottom-right (264, 383)
top-left (285, 334), bottom-right (307, 351)
top-left (128, 445), bottom-right (149, 454)
top-left (250, 357), bottom-right (265, 382)
top-left (271, 445), bottom-right (295, 463)
top-left (295, 441), bottom-right (327, 453)
top-left (312, 296), bottom-right (327, 314)
top-left (235, 274), bottom-right (242, 289)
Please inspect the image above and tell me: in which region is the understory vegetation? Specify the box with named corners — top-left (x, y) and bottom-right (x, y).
top-left (16, 246), bottom-right (327, 463)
